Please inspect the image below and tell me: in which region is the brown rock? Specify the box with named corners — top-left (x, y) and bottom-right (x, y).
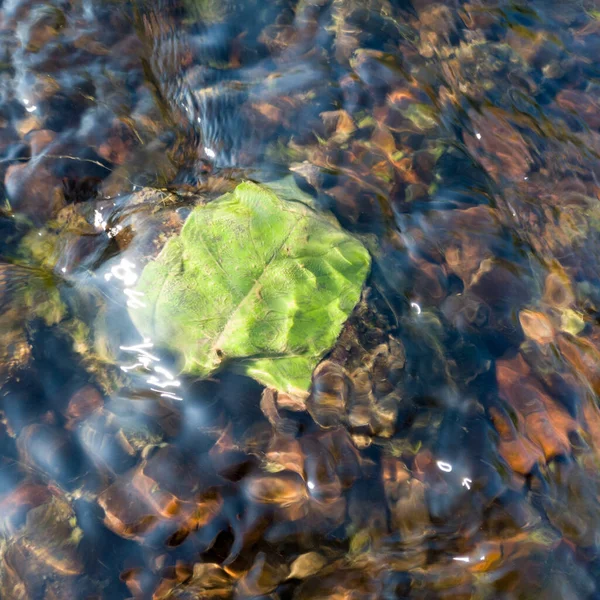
top-left (496, 354), bottom-right (531, 389)
top-left (419, 205), bottom-right (502, 287)
top-left (417, 4), bottom-right (457, 57)
top-left (26, 129), bottom-right (55, 155)
top-left (411, 256), bottom-right (448, 305)
top-left (153, 563), bottom-right (232, 599)
top-left (5, 162), bottom-right (64, 222)
top-left (558, 335), bottom-right (600, 394)
top-left (320, 109), bottom-right (356, 140)
top-left (120, 567), bottom-right (147, 599)
top-left (470, 258), bottom-right (531, 311)
top-left (556, 89), bottom-right (600, 129)
top-left (384, 467), bottom-right (430, 543)
top-left (490, 406), bottom-right (544, 475)
top-left (497, 356), bottom-right (577, 460)
top-left (97, 120), bottom-right (136, 166)
top-left (287, 552), bottom-right (327, 580)
top-left (0, 482), bottom-right (51, 535)
top-left (133, 468), bottom-right (182, 519)
top-left (64, 386), bottom-right (103, 429)
top-left (464, 110), bottom-right (532, 182)
top-left (265, 434), bottom-right (305, 477)
top-left (519, 310), bottom-right (555, 345)
top-left (235, 552), bottom-right (288, 597)
top-left (543, 268), bottom-right (575, 309)
top-left (209, 423), bottom-right (254, 481)
top-left (142, 446), bottom-right (199, 500)
top-left (16, 115), bottom-right (43, 137)
top-left (244, 472), bottom-right (308, 515)
top-left (301, 436), bottom-right (342, 504)
top-left (98, 478), bottom-right (159, 539)
top-left (14, 493), bottom-right (83, 576)
top-left (17, 424), bottom-right (83, 485)
top-left (307, 361), bottom-right (351, 429)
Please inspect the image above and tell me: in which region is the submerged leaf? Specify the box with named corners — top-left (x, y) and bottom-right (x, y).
top-left (130, 181), bottom-right (370, 395)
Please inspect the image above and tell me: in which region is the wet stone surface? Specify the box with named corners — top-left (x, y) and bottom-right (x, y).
top-left (2, 0), bottom-right (600, 598)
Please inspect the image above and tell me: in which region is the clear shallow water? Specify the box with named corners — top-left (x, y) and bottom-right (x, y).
top-left (2, 0), bottom-right (600, 598)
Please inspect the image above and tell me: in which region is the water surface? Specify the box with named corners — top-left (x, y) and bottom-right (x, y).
top-left (1, 0), bottom-right (600, 598)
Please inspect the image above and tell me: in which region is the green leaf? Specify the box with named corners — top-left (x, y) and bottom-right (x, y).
top-left (130, 181), bottom-right (371, 396)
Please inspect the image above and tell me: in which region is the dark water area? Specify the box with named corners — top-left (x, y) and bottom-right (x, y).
top-left (2, 0), bottom-right (600, 598)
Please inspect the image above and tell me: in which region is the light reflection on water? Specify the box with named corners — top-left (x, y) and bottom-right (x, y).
top-left (105, 257), bottom-right (184, 401)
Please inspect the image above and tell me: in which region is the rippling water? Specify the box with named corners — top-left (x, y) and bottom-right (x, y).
top-left (2, 0), bottom-right (600, 598)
